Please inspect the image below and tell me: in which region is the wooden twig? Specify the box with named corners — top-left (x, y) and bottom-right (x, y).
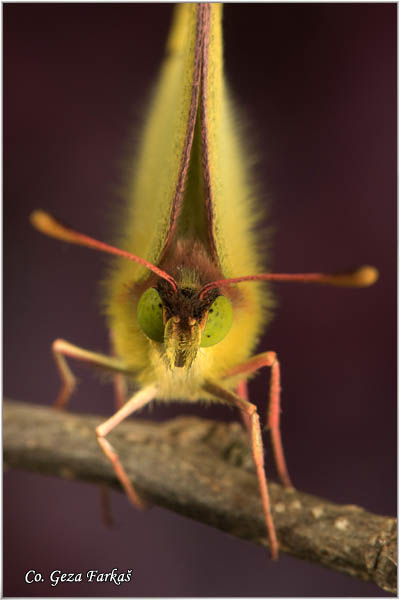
top-left (3, 399), bottom-right (396, 594)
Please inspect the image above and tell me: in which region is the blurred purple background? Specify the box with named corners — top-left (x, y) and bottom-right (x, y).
top-left (4, 3), bottom-right (396, 597)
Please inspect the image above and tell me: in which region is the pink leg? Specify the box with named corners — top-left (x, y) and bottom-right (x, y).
top-left (100, 361), bottom-right (128, 525)
top-left (52, 338), bottom-right (132, 409)
top-left (237, 380), bottom-right (251, 432)
top-left (204, 381), bottom-right (279, 560)
top-left (99, 483), bottom-right (114, 527)
top-left (103, 332), bottom-right (128, 527)
top-left (225, 352), bottom-right (292, 489)
top-left (96, 385), bottom-right (157, 510)
top-left (113, 373), bottom-right (127, 410)
top-left (110, 331), bottom-right (127, 410)
top-left (51, 338), bottom-right (139, 521)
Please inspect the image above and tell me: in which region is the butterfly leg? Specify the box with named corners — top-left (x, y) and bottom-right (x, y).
top-left (113, 373), bottom-right (128, 410)
top-left (236, 380), bottom-right (252, 431)
top-left (99, 483), bottom-right (114, 527)
top-left (102, 331), bottom-right (129, 526)
top-left (203, 380), bottom-right (279, 560)
top-left (110, 331), bottom-right (127, 410)
top-left (52, 339), bottom-right (136, 521)
top-left (52, 338), bottom-right (131, 409)
top-left (96, 385), bottom-right (158, 510)
top-left (105, 363), bottom-right (128, 524)
top-left (225, 351), bottom-right (292, 489)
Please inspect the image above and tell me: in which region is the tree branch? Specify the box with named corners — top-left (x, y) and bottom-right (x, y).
top-left (4, 399), bottom-right (396, 594)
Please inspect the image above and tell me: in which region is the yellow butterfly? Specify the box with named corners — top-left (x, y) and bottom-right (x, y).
top-left (31, 3), bottom-right (377, 559)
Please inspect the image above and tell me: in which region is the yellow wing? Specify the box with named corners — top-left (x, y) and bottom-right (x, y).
top-left (105, 4), bottom-right (273, 391)
top-left (115, 4), bottom-right (202, 271)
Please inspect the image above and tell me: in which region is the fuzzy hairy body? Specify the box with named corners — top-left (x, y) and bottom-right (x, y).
top-left (103, 4), bottom-right (274, 401)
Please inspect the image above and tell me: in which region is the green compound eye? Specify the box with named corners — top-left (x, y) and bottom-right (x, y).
top-left (200, 295), bottom-right (233, 347)
top-left (137, 287), bottom-right (164, 342)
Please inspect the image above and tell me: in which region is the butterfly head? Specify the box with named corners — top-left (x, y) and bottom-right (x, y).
top-left (137, 282), bottom-right (233, 369)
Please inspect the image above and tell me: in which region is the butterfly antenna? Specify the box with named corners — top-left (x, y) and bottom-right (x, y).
top-left (199, 267), bottom-right (379, 299)
top-left (30, 210), bottom-right (178, 292)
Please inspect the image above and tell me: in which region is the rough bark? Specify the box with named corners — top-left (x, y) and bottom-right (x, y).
top-left (3, 399), bottom-right (396, 594)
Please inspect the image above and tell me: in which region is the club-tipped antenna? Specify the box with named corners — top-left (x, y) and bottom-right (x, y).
top-left (199, 266), bottom-right (379, 299)
top-left (30, 210), bottom-right (178, 292)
